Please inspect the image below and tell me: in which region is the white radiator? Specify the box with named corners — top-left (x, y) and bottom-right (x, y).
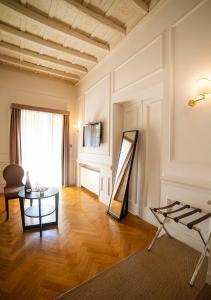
top-left (80, 166), bottom-right (100, 196)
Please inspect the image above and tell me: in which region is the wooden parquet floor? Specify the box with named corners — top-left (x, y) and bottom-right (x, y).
top-left (0, 187), bottom-right (156, 300)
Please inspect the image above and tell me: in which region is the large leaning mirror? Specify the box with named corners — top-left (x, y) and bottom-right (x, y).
top-left (107, 130), bottom-right (138, 221)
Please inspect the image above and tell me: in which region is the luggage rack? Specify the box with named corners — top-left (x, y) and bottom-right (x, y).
top-left (148, 201), bottom-right (211, 287)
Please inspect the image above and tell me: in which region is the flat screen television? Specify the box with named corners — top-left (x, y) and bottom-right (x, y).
top-left (83, 122), bottom-right (102, 147)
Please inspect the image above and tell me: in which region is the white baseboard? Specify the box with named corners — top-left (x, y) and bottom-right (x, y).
top-left (141, 207), bottom-right (158, 227)
top-left (99, 196), bottom-right (109, 206)
top-left (128, 202), bottom-right (139, 216)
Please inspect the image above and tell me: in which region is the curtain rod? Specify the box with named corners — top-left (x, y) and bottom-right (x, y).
top-left (11, 103), bottom-right (70, 116)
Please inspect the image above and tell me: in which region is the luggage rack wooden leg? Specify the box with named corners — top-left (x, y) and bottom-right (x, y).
top-left (189, 233), bottom-right (211, 287)
top-left (148, 208), bottom-right (172, 252)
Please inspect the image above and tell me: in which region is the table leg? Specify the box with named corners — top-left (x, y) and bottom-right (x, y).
top-left (19, 197), bottom-right (25, 231)
top-left (38, 198), bottom-right (42, 238)
top-left (55, 193), bottom-right (59, 225)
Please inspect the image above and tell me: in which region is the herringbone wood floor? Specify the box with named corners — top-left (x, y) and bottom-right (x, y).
top-left (0, 187), bottom-right (156, 300)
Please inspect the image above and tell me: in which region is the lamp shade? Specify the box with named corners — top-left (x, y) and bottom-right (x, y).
top-left (195, 78), bottom-right (211, 97)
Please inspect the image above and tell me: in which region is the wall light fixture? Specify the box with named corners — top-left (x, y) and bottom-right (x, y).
top-left (73, 124), bottom-right (79, 132)
top-left (188, 78), bottom-right (211, 107)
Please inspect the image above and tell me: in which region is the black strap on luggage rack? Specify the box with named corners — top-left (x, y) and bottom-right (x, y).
top-left (163, 204), bottom-right (190, 217)
top-left (148, 201), bottom-right (211, 287)
top-left (187, 212), bottom-right (211, 229)
top-left (153, 201), bottom-right (180, 212)
top-left (174, 208), bottom-right (201, 222)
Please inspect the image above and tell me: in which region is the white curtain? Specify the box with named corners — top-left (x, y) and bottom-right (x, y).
top-left (21, 109), bottom-right (63, 187)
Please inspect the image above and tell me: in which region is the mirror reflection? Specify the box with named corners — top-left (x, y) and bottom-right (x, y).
top-left (108, 130), bottom-right (138, 220)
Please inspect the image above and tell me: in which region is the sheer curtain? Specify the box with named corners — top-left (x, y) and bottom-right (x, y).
top-left (21, 109), bottom-right (63, 187)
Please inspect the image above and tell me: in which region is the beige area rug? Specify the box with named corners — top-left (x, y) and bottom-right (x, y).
top-left (196, 284), bottom-right (211, 300)
top-left (57, 235), bottom-right (209, 300)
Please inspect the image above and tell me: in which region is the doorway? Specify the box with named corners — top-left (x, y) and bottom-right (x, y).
top-left (112, 99), bottom-right (162, 220)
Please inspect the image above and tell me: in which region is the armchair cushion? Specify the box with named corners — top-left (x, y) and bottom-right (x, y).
top-left (4, 186), bottom-right (24, 199)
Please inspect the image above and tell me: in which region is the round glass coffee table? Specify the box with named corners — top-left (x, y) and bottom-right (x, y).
top-left (18, 187), bottom-right (59, 238)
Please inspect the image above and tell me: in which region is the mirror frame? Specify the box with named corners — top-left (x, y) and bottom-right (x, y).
top-left (107, 130), bottom-right (139, 221)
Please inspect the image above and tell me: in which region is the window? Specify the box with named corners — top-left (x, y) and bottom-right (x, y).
top-left (21, 109), bottom-right (63, 187)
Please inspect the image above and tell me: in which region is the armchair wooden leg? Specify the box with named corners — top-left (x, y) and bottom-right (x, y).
top-left (5, 197), bottom-right (9, 220)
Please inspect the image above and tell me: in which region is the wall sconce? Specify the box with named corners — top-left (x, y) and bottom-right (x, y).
top-left (188, 78), bottom-right (211, 107)
top-left (73, 124), bottom-right (79, 132)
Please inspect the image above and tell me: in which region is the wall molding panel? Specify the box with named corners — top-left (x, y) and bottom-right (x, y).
top-left (77, 74), bottom-right (112, 204)
top-left (140, 98), bottom-right (162, 221)
top-left (82, 74), bottom-right (111, 157)
top-left (162, 0), bottom-right (211, 189)
top-left (169, 0), bottom-right (209, 165)
top-left (113, 34), bottom-right (163, 94)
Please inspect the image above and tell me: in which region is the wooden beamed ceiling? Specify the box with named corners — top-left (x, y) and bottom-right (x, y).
top-left (0, 0), bottom-right (158, 84)
top-left (63, 0), bottom-right (126, 35)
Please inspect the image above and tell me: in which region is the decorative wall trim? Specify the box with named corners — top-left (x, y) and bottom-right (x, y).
top-left (141, 99), bottom-right (162, 211)
top-left (161, 176), bottom-right (211, 193)
top-left (77, 159), bottom-right (112, 170)
top-left (82, 74), bottom-right (111, 157)
top-left (113, 34), bottom-right (163, 94)
top-left (168, 0), bottom-right (209, 165)
top-left (112, 80), bottom-right (163, 104)
top-left (172, 0), bottom-right (207, 28)
top-left (84, 74), bottom-right (111, 97)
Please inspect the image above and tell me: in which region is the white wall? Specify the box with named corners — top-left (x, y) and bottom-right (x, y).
top-left (75, 0), bottom-right (211, 259)
top-left (0, 65), bottom-right (76, 190)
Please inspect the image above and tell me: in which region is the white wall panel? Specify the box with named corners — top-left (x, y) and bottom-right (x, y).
top-left (83, 75), bottom-right (110, 156)
top-left (172, 0), bottom-right (211, 165)
top-left (113, 35), bottom-right (163, 93)
top-left (141, 99), bottom-right (162, 221)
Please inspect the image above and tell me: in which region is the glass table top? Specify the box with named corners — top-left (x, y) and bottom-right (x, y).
top-left (18, 187), bottom-right (59, 199)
